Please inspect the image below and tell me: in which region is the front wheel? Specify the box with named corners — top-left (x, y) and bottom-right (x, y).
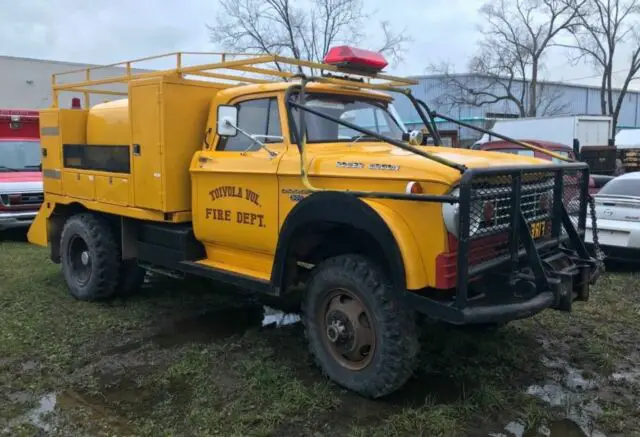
top-left (302, 255), bottom-right (419, 398)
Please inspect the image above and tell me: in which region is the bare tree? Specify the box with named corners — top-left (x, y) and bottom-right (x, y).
top-left (208, 0), bottom-right (410, 72)
top-left (562, 0), bottom-right (640, 131)
top-left (431, 0), bottom-right (583, 117)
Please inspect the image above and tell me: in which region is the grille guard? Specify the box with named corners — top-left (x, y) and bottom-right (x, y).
top-left (454, 162), bottom-right (596, 310)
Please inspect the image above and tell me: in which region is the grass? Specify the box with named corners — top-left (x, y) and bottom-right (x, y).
top-left (1, 230), bottom-right (640, 437)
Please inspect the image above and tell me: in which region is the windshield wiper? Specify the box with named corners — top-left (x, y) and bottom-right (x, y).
top-left (23, 165), bottom-right (42, 170)
top-left (0, 166), bottom-right (22, 171)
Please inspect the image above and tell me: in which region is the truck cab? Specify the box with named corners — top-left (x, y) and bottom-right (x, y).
top-left (0, 109), bottom-right (43, 231)
top-left (27, 48), bottom-right (603, 399)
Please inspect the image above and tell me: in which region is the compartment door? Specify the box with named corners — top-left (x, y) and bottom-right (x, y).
top-left (131, 83), bottom-right (163, 210)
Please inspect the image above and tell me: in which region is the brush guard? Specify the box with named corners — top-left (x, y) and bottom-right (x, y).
top-left (406, 164), bottom-right (604, 324)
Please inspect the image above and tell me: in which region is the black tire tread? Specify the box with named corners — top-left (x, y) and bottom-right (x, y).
top-left (60, 213), bottom-right (120, 301)
top-left (302, 254), bottom-right (419, 398)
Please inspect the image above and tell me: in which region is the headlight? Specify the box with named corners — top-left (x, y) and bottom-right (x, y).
top-left (442, 188), bottom-right (482, 238)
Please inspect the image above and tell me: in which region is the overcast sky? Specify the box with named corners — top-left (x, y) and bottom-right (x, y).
top-left (2, 0), bottom-right (638, 89)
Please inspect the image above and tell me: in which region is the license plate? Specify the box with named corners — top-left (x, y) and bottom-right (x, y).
top-left (530, 221), bottom-right (546, 239)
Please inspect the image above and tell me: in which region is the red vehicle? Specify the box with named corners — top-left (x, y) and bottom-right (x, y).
top-left (0, 109), bottom-right (43, 231)
top-left (471, 139), bottom-right (599, 195)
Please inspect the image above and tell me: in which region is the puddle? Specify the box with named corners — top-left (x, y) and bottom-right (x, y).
top-left (609, 369), bottom-right (640, 385)
top-left (4, 392), bottom-right (57, 433)
top-left (491, 418), bottom-right (603, 437)
top-left (151, 305), bottom-right (299, 348)
top-left (491, 355), bottom-right (607, 437)
top-left (5, 389), bottom-right (138, 435)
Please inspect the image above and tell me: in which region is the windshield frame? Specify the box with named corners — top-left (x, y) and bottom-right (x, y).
top-left (0, 139), bottom-right (42, 172)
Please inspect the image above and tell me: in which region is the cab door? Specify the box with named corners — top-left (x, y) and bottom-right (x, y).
top-left (191, 94), bottom-right (286, 270)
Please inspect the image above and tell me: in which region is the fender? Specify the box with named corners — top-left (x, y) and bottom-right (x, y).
top-left (361, 199), bottom-right (428, 290)
top-left (271, 191), bottom-right (426, 294)
top-left (27, 201), bottom-right (56, 248)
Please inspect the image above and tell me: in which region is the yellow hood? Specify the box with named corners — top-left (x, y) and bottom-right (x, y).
top-left (305, 143), bottom-right (550, 186)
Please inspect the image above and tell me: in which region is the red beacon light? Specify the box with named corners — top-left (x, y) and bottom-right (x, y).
top-left (323, 46), bottom-right (388, 74)
top-left (71, 97), bottom-right (82, 109)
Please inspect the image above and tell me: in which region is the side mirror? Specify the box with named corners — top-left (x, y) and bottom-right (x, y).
top-left (407, 129), bottom-right (424, 146)
top-left (217, 105), bottom-right (238, 137)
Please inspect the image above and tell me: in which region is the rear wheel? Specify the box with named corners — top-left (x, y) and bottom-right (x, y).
top-left (302, 254), bottom-right (419, 398)
top-left (60, 213), bottom-right (120, 301)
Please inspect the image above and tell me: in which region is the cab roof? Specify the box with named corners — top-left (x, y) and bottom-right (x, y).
top-left (214, 81), bottom-right (394, 102)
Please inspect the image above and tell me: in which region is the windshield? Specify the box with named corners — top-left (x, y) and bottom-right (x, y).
top-left (290, 94), bottom-right (407, 143)
top-left (0, 141), bottom-right (41, 171)
top-left (597, 177), bottom-right (639, 197)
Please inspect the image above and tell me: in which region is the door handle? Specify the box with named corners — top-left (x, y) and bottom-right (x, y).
top-left (203, 128), bottom-right (212, 148)
top-left (133, 144), bottom-right (141, 156)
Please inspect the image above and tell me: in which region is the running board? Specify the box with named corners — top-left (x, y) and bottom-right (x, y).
top-left (179, 261), bottom-right (273, 295)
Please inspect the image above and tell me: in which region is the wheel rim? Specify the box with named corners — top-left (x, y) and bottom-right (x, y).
top-left (319, 288), bottom-right (376, 371)
top-left (67, 235), bottom-right (92, 286)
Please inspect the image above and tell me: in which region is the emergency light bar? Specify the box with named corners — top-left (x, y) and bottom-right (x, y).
top-left (323, 46), bottom-right (388, 73)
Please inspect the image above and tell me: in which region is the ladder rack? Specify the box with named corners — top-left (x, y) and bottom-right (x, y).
top-left (50, 51), bottom-right (417, 108)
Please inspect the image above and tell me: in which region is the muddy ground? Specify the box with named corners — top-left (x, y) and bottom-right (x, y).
top-left (1, 230), bottom-right (639, 437)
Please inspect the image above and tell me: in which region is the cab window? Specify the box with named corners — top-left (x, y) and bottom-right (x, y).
top-left (218, 98), bottom-right (282, 152)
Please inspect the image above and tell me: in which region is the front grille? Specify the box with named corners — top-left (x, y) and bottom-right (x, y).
top-left (20, 193), bottom-right (44, 205)
top-left (468, 170), bottom-right (585, 240)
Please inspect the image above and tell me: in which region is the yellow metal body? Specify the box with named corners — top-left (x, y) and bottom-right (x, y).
top-left (29, 51), bottom-right (552, 291)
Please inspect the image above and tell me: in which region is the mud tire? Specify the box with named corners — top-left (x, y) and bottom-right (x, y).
top-left (60, 213), bottom-right (120, 301)
top-left (302, 254), bottom-right (419, 398)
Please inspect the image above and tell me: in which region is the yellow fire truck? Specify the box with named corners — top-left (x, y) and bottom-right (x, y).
top-left (28, 47), bottom-right (603, 398)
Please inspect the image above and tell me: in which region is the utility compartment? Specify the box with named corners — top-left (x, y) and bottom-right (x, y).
top-left (39, 108), bottom-right (88, 195)
top-left (126, 76), bottom-right (227, 213)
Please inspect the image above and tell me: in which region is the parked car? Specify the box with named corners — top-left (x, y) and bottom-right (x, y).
top-left (471, 139), bottom-right (599, 195)
top-left (474, 115), bottom-right (618, 175)
top-left (0, 109), bottom-right (43, 231)
top-left (585, 172), bottom-right (640, 261)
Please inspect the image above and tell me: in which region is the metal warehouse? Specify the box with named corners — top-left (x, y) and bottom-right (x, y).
top-left (391, 74), bottom-right (640, 146)
top-left (0, 55), bottom-right (149, 109)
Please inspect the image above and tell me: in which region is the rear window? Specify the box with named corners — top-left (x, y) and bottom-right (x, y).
top-left (487, 148), bottom-right (535, 157)
top-left (597, 178), bottom-right (639, 197)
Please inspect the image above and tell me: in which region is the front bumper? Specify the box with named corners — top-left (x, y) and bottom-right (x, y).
top-left (406, 162), bottom-right (601, 325)
top-left (407, 249), bottom-right (599, 325)
top-left (0, 210), bottom-right (37, 230)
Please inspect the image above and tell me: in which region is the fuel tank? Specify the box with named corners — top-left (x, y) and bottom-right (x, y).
top-left (86, 98), bottom-right (130, 145)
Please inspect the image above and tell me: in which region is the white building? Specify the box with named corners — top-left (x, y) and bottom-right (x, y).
top-left (0, 55), bottom-right (150, 110)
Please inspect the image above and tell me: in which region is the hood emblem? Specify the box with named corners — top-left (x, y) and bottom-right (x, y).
top-left (336, 161), bottom-right (364, 169)
top-left (369, 163), bottom-right (400, 171)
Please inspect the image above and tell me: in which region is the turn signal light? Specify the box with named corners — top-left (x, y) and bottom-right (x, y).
top-left (406, 181), bottom-right (423, 194)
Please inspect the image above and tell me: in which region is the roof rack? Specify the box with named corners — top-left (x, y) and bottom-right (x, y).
top-left (50, 51), bottom-right (417, 108)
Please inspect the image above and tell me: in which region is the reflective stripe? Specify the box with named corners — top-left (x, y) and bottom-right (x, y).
top-left (40, 127), bottom-right (60, 136)
top-left (43, 169), bottom-right (61, 179)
